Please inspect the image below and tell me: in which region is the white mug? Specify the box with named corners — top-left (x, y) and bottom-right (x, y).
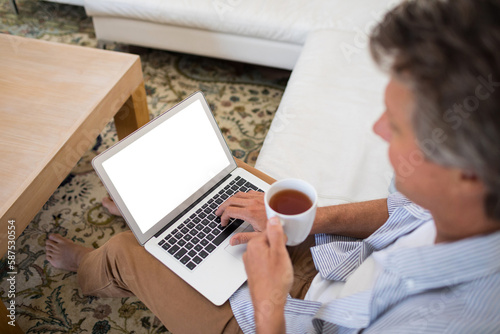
top-left (264, 178), bottom-right (318, 246)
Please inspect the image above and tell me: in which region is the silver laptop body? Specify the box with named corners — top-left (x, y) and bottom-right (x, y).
top-left (92, 91), bottom-right (270, 305)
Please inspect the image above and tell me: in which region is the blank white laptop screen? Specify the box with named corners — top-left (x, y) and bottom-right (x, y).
top-left (101, 99), bottom-right (231, 233)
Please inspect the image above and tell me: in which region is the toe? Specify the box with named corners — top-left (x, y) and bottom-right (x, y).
top-left (102, 197), bottom-right (122, 216)
top-left (45, 241), bottom-right (54, 250)
top-left (102, 197), bottom-right (113, 207)
top-left (48, 234), bottom-right (65, 242)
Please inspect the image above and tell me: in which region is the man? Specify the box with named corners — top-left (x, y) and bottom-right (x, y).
top-left (46, 0), bottom-right (500, 332)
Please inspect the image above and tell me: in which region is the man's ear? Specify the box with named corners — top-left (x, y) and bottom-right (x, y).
top-left (455, 169), bottom-right (486, 197)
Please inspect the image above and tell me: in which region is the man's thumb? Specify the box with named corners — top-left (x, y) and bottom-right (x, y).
top-left (230, 232), bottom-right (258, 245)
top-left (267, 217), bottom-right (287, 247)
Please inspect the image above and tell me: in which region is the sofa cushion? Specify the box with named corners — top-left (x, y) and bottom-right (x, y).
top-left (255, 29), bottom-right (393, 206)
top-left (84, 0), bottom-right (398, 45)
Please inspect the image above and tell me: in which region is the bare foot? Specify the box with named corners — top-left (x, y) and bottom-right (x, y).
top-left (45, 234), bottom-right (93, 272)
top-left (102, 196), bottom-right (122, 217)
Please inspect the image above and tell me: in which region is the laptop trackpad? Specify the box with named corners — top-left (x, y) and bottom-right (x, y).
top-left (224, 224), bottom-right (254, 260)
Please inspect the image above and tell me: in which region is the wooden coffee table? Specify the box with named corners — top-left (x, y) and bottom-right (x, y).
top-left (0, 34), bottom-right (149, 333)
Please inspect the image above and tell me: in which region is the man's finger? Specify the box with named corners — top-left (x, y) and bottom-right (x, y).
top-left (215, 192), bottom-right (251, 216)
top-left (230, 231), bottom-right (260, 246)
top-left (266, 217), bottom-right (287, 250)
top-left (219, 206), bottom-right (253, 226)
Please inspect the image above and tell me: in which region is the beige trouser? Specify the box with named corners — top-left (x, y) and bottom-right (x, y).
top-left (77, 231), bottom-right (318, 334)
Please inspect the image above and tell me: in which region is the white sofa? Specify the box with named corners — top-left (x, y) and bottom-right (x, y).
top-left (84, 0), bottom-right (395, 205)
top-left (256, 29), bottom-right (392, 207)
top-left (84, 0), bottom-right (398, 70)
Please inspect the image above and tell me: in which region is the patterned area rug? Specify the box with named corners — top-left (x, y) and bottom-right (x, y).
top-left (0, 1), bottom-right (290, 333)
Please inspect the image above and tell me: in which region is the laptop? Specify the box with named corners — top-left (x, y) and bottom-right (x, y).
top-left (92, 91), bottom-right (270, 305)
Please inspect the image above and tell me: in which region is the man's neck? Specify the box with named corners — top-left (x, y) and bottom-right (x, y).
top-left (432, 199), bottom-right (500, 244)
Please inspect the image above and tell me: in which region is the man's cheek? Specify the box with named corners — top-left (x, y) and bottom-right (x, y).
top-left (390, 149), bottom-right (416, 182)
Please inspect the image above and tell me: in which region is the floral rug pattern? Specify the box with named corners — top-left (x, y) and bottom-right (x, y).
top-left (0, 1), bottom-right (290, 332)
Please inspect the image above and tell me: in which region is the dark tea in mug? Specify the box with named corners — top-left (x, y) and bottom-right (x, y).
top-left (269, 189), bottom-right (313, 215)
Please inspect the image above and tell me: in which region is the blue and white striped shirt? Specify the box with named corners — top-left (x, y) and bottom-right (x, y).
top-left (229, 192), bottom-right (500, 333)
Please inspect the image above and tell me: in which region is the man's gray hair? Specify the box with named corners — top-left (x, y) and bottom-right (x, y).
top-left (370, 0), bottom-right (500, 220)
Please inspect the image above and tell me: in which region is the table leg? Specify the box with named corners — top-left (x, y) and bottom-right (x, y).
top-left (0, 302), bottom-right (24, 334)
top-left (114, 81), bottom-right (150, 140)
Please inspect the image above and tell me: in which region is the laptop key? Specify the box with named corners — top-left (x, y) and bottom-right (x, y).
top-left (199, 250), bottom-right (209, 258)
top-left (180, 255), bottom-right (190, 264)
top-left (168, 245), bottom-right (180, 255)
top-left (192, 237), bottom-right (200, 244)
top-left (206, 234), bottom-right (215, 241)
top-left (162, 243), bottom-right (171, 251)
top-left (185, 242), bottom-right (194, 250)
top-left (158, 239), bottom-right (166, 246)
top-left (178, 239), bottom-right (186, 247)
top-left (175, 248), bottom-right (187, 260)
top-left (200, 239), bottom-right (209, 246)
top-left (186, 262), bottom-right (197, 270)
top-left (205, 244), bottom-right (216, 253)
top-left (193, 256), bottom-right (202, 264)
top-left (194, 244), bottom-right (203, 252)
top-left (188, 250), bottom-right (197, 257)
top-left (212, 219), bottom-right (244, 246)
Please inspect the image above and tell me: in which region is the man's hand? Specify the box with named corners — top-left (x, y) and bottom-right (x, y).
top-left (215, 191), bottom-right (267, 245)
top-left (243, 217), bottom-right (293, 334)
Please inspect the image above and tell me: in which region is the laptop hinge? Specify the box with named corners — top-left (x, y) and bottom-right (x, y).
top-left (154, 173), bottom-right (233, 238)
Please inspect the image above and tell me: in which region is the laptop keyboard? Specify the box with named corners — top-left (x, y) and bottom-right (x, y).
top-left (157, 176), bottom-right (263, 270)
